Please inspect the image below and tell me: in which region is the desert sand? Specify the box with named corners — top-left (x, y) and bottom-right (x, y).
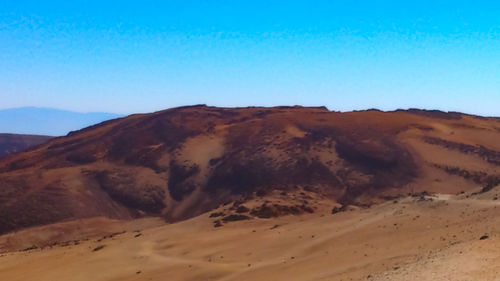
top-left (2, 189), bottom-right (500, 281)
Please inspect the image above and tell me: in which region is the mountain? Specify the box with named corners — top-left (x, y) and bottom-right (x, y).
top-left (0, 134), bottom-right (53, 158)
top-left (0, 107), bottom-right (122, 136)
top-left (0, 105), bottom-right (500, 234)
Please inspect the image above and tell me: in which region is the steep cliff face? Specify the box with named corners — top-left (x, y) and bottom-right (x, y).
top-left (1, 105), bottom-right (499, 234)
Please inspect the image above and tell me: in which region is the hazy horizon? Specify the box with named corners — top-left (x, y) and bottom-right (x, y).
top-left (2, 104), bottom-right (500, 118)
top-left (0, 107), bottom-right (122, 135)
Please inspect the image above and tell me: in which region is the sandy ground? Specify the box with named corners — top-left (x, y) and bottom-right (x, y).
top-left (1, 192), bottom-right (500, 281)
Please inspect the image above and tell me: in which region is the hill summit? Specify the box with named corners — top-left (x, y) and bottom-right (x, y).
top-left (1, 105), bottom-right (499, 234)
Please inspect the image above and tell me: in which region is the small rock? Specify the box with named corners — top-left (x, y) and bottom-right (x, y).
top-left (236, 205), bottom-right (250, 213)
top-left (92, 245), bottom-right (105, 252)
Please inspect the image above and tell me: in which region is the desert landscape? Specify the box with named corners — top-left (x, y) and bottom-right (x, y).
top-left (1, 106), bottom-right (500, 280)
top-left (2, 1), bottom-right (498, 279)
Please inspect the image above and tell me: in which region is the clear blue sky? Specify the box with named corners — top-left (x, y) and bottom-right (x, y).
top-left (1, 1), bottom-right (499, 115)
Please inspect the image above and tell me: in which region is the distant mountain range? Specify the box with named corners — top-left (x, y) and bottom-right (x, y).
top-left (0, 133), bottom-right (53, 158)
top-left (0, 107), bottom-right (122, 136)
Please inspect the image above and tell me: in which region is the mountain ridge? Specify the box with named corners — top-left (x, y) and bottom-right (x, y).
top-left (0, 105), bottom-right (500, 234)
top-left (0, 133), bottom-right (53, 158)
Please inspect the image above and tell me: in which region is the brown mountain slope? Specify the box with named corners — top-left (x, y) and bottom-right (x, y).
top-left (1, 105), bottom-right (500, 234)
top-left (0, 133), bottom-right (52, 158)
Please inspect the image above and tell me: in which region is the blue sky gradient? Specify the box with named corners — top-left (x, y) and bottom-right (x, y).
top-left (1, 1), bottom-right (499, 115)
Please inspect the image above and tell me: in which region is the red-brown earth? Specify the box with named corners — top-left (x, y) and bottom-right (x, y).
top-left (2, 106), bottom-right (500, 280)
top-left (1, 105), bottom-right (499, 235)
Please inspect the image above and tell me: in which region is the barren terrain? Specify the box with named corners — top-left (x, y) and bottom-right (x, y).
top-left (1, 106), bottom-right (500, 280)
top-left (2, 106), bottom-right (500, 233)
top-left (2, 189), bottom-right (500, 280)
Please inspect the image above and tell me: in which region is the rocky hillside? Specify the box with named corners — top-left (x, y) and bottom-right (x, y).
top-left (1, 105), bottom-right (499, 234)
